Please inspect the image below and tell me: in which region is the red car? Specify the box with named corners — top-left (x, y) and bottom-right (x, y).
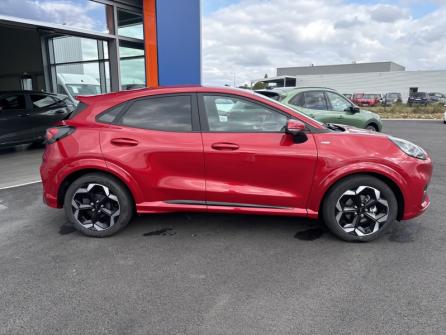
top-left (352, 93), bottom-right (382, 107)
top-left (40, 86), bottom-right (432, 242)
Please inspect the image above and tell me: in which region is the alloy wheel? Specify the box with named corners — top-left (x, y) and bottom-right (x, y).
top-left (71, 183), bottom-right (120, 232)
top-left (335, 186), bottom-right (389, 236)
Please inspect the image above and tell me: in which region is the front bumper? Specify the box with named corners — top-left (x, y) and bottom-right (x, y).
top-left (400, 156), bottom-right (433, 220)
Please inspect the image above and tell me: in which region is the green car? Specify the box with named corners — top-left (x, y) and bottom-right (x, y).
top-left (257, 87), bottom-right (383, 131)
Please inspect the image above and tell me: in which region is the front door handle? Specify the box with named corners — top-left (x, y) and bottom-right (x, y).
top-left (18, 113), bottom-right (31, 117)
top-left (111, 138), bottom-right (139, 146)
top-left (211, 142), bottom-right (239, 151)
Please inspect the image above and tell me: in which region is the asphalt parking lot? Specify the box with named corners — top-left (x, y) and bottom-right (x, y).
top-left (0, 120), bottom-right (445, 335)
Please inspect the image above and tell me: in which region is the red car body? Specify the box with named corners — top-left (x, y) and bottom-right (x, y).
top-left (352, 93), bottom-right (381, 107)
top-left (40, 86), bottom-right (431, 224)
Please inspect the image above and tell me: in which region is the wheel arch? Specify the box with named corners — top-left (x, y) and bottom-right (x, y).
top-left (318, 172), bottom-right (405, 221)
top-left (57, 168), bottom-right (140, 209)
top-left (365, 120), bottom-right (381, 132)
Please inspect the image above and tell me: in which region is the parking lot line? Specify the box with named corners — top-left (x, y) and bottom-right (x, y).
top-left (0, 180), bottom-right (41, 191)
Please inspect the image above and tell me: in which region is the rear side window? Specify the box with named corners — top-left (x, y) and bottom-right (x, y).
top-left (97, 103), bottom-right (126, 123)
top-left (119, 95), bottom-right (192, 132)
top-left (289, 91), bottom-right (328, 110)
top-left (0, 95), bottom-right (26, 110)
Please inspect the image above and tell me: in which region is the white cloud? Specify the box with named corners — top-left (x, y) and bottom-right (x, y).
top-left (202, 0), bottom-right (446, 86)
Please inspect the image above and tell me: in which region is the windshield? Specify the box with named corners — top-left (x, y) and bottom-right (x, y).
top-left (66, 84), bottom-right (101, 96)
top-left (387, 93), bottom-right (399, 98)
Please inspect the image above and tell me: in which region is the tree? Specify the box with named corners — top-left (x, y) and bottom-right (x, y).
top-left (252, 81), bottom-right (267, 90)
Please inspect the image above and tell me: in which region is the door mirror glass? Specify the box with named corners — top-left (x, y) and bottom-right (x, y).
top-left (285, 119), bottom-right (305, 135)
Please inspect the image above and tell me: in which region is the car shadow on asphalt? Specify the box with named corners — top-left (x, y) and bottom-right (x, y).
top-left (56, 211), bottom-right (420, 243)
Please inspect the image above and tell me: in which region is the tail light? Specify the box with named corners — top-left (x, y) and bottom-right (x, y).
top-left (45, 126), bottom-right (75, 144)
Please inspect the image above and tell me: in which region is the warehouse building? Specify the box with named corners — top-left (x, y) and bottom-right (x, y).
top-left (259, 62), bottom-right (446, 102)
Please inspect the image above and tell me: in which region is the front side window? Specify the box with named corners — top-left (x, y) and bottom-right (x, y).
top-left (120, 96), bottom-right (192, 132)
top-left (203, 95), bottom-right (287, 132)
top-left (0, 95), bottom-right (26, 111)
top-left (325, 92), bottom-right (351, 112)
top-left (290, 91), bottom-right (328, 110)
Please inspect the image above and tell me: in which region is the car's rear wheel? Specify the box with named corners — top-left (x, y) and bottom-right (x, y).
top-left (64, 173), bottom-right (133, 237)
top-left (322, 175), bottom-right (398, 242)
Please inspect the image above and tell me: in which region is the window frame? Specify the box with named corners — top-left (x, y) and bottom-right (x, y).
top-left (96, 93), bottom-right (200, 132)
top-left (197, 93), bottom-right (292, 133)
top-left (324, 91), bottom-right (352, 112)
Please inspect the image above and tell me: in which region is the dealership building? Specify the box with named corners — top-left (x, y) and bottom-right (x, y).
top-left (0, 0), bottom-right (201, 95)
top-left (259, 61), bottom-right (446, 102)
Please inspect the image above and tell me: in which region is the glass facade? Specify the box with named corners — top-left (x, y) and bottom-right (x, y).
top-left (50, 36), bottom-right (110, 96)
top-left (0, 0), bottom-right (113, 34)
top-left (0, 0), bottom-right (146, 94)
top-left (119, 44), bottom-right (146, 89)
top-left (118, 9), bottom-right (144, 39)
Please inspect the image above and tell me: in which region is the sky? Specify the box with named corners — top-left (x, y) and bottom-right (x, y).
top-left (202, 0), bottom-right (446, 86)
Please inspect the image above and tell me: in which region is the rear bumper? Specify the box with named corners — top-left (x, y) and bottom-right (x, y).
top-left (40, 147), bottom-right (61, 208)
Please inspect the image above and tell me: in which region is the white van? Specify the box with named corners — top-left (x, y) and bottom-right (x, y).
top-left (57, 73), bottom-right (101, 105)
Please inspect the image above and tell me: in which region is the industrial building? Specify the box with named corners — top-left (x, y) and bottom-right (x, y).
top-left (258, 62), bottom-right (446, 102)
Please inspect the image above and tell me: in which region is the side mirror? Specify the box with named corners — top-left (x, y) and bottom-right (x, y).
top-left (345, 106), bottom-right (360, 113)
top-left (285, 119), bottom-right (306, 136)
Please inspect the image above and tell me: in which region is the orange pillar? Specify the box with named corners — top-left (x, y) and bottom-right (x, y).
top-left (143, 0), bottom-right (159, 87)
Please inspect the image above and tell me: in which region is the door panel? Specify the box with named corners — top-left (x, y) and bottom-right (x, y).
top-left (199, 94), bottom-right (318, 211)
top-left (202, 132), bottom-right (318, 210)
top-left (99, 94), bottom-right (205, 209)
top-left (100, 128), bottom-right (205, 205)
top-left (325, 91), bottom-right (358, 127)
top-left (0, 94), bottom-right (30, 145)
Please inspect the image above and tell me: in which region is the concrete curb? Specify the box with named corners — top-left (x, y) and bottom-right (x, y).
top-left (383, 119), bottom-right (443, 121)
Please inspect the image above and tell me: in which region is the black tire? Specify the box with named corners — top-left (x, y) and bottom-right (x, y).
top-left (64, 173), bottom-right (134, 237)
top-left (365, 124), bottom-right (379, 132)
top-left (322, 175), bottom-right (398, 242)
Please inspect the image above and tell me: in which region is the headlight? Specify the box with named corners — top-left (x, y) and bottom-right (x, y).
top-left (389, 136), bottom-right (427, 160)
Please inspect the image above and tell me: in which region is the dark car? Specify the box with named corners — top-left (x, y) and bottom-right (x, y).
top-left (408, 92), bottom-right (429, 106)
top-left (428, 92), bottom-right (446, 104)
top-left (0, 91), bottom-right (74, 147)
top-left (383, 92), bottom-right (402, 106)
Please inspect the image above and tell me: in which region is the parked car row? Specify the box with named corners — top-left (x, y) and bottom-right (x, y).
top-left (342, 91), bottom-right (446, 107)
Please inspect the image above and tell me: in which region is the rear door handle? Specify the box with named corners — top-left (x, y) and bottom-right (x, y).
top-left (111, 138), bottom-right (139, 146)
top-left (18, 113), bottom-right (31, 117)
top-left (211, 142), bottom-right (239, 151)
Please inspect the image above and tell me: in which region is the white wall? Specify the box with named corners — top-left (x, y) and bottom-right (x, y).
top-left (293, 70), bottom-right (446, 102)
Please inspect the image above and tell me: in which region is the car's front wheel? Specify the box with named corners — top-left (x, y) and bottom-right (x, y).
top-left (64, 173), bottom-right (134, 237)
top-left (322, 175), bottom-right (398, 242)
